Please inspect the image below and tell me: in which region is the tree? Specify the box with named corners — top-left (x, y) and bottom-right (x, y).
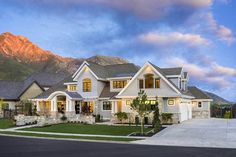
top-left (130, 90), bottom-right (152, 135)
top-left (115, 112), bottom-right (128, 123)
top-left (152, 98), bottom-right (161, 132)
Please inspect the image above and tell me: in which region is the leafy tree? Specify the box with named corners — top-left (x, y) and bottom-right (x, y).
top-left (115, 112), bottom-right (128, 123)
top-left (130, 90), bottom-right (152, 135)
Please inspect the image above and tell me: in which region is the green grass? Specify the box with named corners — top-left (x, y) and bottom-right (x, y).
top-left (22, 123), bottom-right (152, 136)
top-left (0, 119), bottom-right (15, 129)
top-left (0, 131), bottom-right (140, 142)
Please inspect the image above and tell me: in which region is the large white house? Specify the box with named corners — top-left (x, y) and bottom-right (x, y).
top-left (32, 61), bottom-right (212, 124)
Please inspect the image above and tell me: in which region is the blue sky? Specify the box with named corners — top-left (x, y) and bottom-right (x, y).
top-left (0, 0), bottom-right (236, 102)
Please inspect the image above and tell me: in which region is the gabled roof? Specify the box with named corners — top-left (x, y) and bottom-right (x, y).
top-left (149, 62), bottom-right (183, 94)
top-left (117, 62), bottom-right (183, 97)
top-left (25, 72), bottom-right (68, 87)
top-left (161, 67), bottom-right (183, 76)
top-left (35, 75), bottom-right (82, 99)
top-left (73, 61), bottom-right (140, 80)
top-left (0, 80), bottom-right (44, 101)
top-left (188, 86), bottom-right (211, 100)
top-left (99, 83), bottom-right (119, 99)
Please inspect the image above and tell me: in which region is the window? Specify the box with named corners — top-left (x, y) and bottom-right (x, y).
top-left (145, 74), bottom-right (154, 88)
top-left (144, 100), bottom-right (157, 111)
top-left (198, 102), bottom-right (202, 108)
top-left (155, 78), bottom-right (160, 88)
top-left (168, 99), bottom-right (175, 106)
top-left (126, 100), bottom-right (131, 105)
top-left (68, 85), bottom-right (77, 91)
top-left (103, 101), bottom-right (112, 110)
top-left (139, 79), bottom-right (144, 89)
top-left (113, 80), bottom-right (127, 89)
top-left (83, 78), bottom-right (91, 92)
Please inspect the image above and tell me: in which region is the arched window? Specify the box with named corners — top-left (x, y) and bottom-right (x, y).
top-left (145, 74), bottom-right (154, 88)
top-left (83, 78), bottom-right (91, 92)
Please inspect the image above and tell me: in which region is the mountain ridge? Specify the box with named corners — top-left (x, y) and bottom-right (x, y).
top-left (0, 32), bottom-right (128, 80)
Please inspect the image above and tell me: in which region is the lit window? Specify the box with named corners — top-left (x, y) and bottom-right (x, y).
top-left (198, 102), bottom-right (202, 108)
top-left (126, 100), bottom-right (131, 105)
top-left (103, 101), bottom-right (111, 110)
top-left (168, 99), bottom-right (175, 106)
top-left (145, 74), bottom-right (154, 88)
top-left (155, 78), bottom-right (160, 88)
top-left (139, 79), bottom-right (144, 89)
top-left (113, 80), bottom-right (127, 89)
top-left (68, 85), bottom-right (77, 91)
top-left (83, 78), bottom-right (91, 92)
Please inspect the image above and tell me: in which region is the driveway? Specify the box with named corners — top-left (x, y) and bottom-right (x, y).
top-left (133, 118), bottom-right (236, 148)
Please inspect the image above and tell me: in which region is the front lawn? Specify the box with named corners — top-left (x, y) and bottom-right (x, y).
top-left (22, 123), bottom-right (152, 136)
top-left (0, 119), bottom-right (15, 129)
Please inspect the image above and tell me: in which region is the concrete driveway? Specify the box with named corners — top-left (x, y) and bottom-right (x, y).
top-left (133, 119), bottom-right (236, 148)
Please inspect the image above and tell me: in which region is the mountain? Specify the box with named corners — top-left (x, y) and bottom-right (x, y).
top-left (0, 32), bottom-right (128, 81)
top-left (204, 91), bottom-right (232, 105)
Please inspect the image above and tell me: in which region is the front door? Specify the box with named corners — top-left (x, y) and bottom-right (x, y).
top-left (117, 101), bottom-right (122, 112)
top-left (82, 102), bottom-right (93, 113)
top-left (75, 101), bottom-right (81, 114)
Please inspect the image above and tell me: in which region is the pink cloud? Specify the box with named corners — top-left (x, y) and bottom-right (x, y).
top-left (138, 31), bottom-right (210, 47)
top-left (204, 12), bottom-right (235, 44)
top-left (167, 57), bottom-right (234, 89)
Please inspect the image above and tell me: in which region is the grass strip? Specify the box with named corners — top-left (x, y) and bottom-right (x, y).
top-left (0, 131), bottom-right (141, 142)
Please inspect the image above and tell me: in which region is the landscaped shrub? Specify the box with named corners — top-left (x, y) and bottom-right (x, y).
top-left (115, 112), bottom-right (128, 123)
top-left (60, 114), bottom-right (67, 121)
top-left (95, 114), bottom-right (101, 122)
top-left (153, 105), bottom-right (161, 132)
top-left (161, 113), bottom-right (173, 124)
top-left (224, 111), bottom-right (232, 119)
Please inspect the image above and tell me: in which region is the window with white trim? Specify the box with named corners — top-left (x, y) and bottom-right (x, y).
top-left (168, 99), bottom-right (175, 106)
top-left (103, 101), bottom-right (112, 110)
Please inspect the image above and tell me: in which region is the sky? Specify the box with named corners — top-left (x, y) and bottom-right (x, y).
top-left (0, 0), bottom-right (236, 102)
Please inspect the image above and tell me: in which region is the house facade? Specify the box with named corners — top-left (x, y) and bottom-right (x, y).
top-left (32, 61), bottom-right (212, 124)
top-left (0, 80), bottom-right (44, 111)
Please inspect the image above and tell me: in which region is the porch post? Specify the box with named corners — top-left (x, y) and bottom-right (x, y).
top-left (111, 101), bottom-right (115, 114)
top-left (36, 101), bottom-right (40, 112)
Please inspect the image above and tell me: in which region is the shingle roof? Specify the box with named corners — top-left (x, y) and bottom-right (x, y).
top-left (25, 72), bottom-right (68, 87)
top-left (99, 83), bottom-right (119, 99)
top-left (0, 80), bottom-right (43, 100)
top-left (35, 75), bottom-right (82, 99)
top-left (188, 86), bottom-right (211, 99)
top-left (160, 67), bottom-right (183, 76)
top-left (86, 61), bottom-right (140, 79)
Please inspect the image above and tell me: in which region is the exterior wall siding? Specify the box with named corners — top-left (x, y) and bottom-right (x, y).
top-left (20, 83), bottom-right (44, 100)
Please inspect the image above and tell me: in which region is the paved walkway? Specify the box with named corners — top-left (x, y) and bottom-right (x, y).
top-left (133, 118), bottom-right (236, 148)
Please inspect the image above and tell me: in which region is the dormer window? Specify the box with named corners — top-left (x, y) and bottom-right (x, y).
top-left (113, 80), bottom-right (127, 89)
top-left (83, 78), bottom-right (91, 92)
top-left (68, 85), bottom-right (77, 91)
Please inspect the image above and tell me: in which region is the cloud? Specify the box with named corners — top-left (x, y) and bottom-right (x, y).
top-left (212, 63), bottom-right (236, 77)
top-left (167, 57), bottom-right (234, 89)
top-left (138, 31), bottom-right (210, 47)
top-left (204, 12), bottom-right (235, 44)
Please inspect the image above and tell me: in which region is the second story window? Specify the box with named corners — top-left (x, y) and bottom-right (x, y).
top-left (139, 79), bottom-right (144, 89)
top-left (113, 80), bottom-right (127, 89)
top-left (155, 78), bottom-right (160, 88)
top-left (145, 74), bottom-right (154, 88)
top-left (68, 85), bottom-right (77, 91)
top-left (83, 78), bottom-right (91, 92)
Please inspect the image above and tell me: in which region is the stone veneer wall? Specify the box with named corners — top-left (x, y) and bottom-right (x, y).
top-left (192, 110), bottom-right (210, 119)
